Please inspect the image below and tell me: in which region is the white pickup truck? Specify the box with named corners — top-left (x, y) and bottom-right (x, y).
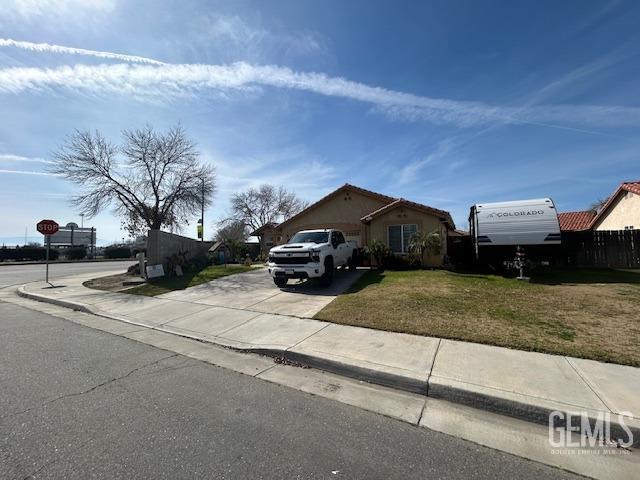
top-left (267, 229), bottom-right (358, 288)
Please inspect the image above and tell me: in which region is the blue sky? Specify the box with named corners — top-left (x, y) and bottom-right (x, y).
top-left (0, 0), bottom-right (639, 245)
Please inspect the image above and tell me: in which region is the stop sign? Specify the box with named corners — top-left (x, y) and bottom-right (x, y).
top-left (37, 219), bottom-right (59, 236)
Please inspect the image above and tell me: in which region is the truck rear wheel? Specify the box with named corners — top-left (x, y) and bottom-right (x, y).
top-left (348, 254), bottom-right (356, 272)
top-left (319, 257), bottom-right (334, 287)
top-left (274, 277), bottom-right (288, 288)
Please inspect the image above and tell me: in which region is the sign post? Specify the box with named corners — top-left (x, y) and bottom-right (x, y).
top-left (197, 219), bottom-right (203, 240)
top-left (37, 219), bottom-right (59, 285)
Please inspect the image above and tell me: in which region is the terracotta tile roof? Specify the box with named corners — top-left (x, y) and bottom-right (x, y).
top-left (361, 198), bottom-right (456, 229)
top-left (622, 181), bottom-right (640, 196)
top-left (557, 211), bottom-right (596, 231)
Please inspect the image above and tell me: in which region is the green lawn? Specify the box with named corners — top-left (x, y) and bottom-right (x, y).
top-left (127, 264), bottom-right (256, 296)
top-left (314, 268), bottom-right (640, 366)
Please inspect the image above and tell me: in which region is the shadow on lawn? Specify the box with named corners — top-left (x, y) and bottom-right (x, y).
top-left (344, 269), bottom-right (386, 293)
top-left (529, 267), bottom-right (640, 285)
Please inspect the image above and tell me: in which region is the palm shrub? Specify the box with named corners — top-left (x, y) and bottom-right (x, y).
top-left (365, 240), bottom-right (391, 268)
top-left (408, 230), bottom-right (442, 266)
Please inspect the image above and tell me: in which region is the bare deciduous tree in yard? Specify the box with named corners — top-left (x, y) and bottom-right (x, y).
top-left (215, 219), bottom-right (249, 242)
top-left (590, 196), bottom-right (609, 213)
top-left (52, 125), bottom-right (216, 236)
top-left (226, 184), bottom-right (307, 232)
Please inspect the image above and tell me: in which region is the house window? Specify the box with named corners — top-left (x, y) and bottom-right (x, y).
top-left (388, 224), bottom-right (417, 253)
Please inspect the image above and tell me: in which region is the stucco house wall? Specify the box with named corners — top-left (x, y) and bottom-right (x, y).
top-left (278, 190), bottom-right (389, 247)
top-left (594, 191), bottom-right (640, 230)
top-left (367, 205), bottom-right (448, 266)
top-left (254, 184), bottom-right (454, 266)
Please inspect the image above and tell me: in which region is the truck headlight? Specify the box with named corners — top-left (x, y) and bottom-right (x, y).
top-left (310, 250), bottom-right (321, 262)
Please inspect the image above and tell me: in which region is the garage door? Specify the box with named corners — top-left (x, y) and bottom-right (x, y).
top-left (344, 230), bottom-right (362, 247)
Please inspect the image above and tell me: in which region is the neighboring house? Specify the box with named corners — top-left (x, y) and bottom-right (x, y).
top-left (209, 240), bottom-right (261, 263)
top-left (251, 222), bottom-right (278, 257)
top-left (592, 181), bottom-right (640, 231)
top-left (251, 184), bottom-right (455, 265)
top-left (557, 210), bottom-right (596, 231)
top-left (208, 240), bottom-right (233, 263)
top-left (558, 181), bottom-right (640, 232)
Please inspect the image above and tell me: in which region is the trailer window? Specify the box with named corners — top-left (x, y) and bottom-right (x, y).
top-left (388, 224), bottom-right (417, 253)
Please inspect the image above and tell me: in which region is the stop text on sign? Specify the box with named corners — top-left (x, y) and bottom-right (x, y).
top-left (37, 219), bottom-right (59, 235)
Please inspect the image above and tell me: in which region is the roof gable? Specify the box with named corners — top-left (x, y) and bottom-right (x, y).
top-left (276, 183), bottom-right (397, 230)
top-left (361, 198), bottom-right (456, 229)
top-left (591, 180), bottom-right (640, 228)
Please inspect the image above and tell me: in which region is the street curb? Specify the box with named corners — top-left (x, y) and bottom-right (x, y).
top-left (428, 377), bottom-right (640, 447)
top-left (16, 285), bottom-right (640, 447)
top-left (284, 350), bottom-right (428, 394)
top-left (0, 259), bottom-right (133, 267)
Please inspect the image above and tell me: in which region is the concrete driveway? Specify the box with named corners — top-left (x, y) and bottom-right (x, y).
top-left (157, 267), bottom-right (365, 318)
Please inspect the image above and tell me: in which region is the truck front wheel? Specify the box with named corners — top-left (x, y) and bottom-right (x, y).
top-left (348, 254), bottom-right (356, 272)
top-left (274, 277), bottom-right (288, 288)
top-left (319, 257), bottom-right (334, 287)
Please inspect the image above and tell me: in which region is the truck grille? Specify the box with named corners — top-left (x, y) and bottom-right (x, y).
top-left (270, 255), bottom-right (311, 265)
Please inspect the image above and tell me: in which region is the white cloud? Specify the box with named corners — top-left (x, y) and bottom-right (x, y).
top-left (199, 14), bottom-right (327, 62)
top-left (394, 139), bottom-right (458, 187)
top-left (0, 38), bottom-right (164, 65)
top-left (0, 62), bottom-right (638, 132)
top-left (0, 0), bottom-right (116, 23)
top-left (0, 153), bottom-right (52, 164)
top-left (210, 146), bottom-right (338, 195)
top-left (0, 169), bottom-right (59, 176)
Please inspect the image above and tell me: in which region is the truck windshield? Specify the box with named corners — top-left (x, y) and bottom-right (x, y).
top-left (289, 232), bottom-right (329, 244)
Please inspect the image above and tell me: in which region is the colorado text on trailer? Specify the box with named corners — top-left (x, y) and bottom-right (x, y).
top-left (469, 198), bottom-right (562, 267)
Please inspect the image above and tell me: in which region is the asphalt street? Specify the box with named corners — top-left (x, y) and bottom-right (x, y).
top-left (0, 261), bottom-right (135, 288)
top-left (0, 301), bottom-right (582, 480)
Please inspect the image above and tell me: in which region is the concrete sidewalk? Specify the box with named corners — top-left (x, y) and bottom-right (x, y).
top-left (15, 271), bottom-right (640, 445)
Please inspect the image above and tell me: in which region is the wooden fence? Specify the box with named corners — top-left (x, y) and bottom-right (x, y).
top-left (562, 230), bottom-right (640, 268)
top-left (447, 230), bottom-right (640, 268)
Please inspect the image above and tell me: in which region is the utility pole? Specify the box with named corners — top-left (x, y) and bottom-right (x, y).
top-left (201, 177), bottom-right (205, 242)
top-left (80, 213), bottom-right (84, 228)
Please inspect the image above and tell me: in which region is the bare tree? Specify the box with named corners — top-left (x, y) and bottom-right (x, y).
top-left (590, 196), bottom-right (609, 213)
top-left (215, 220), bottom-right (248, 242)
top-left (227, 184), bottom-right (307, 232)
top-left (52, 125), bottom-right (216, 236)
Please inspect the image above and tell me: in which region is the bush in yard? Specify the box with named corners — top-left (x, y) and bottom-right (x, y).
top-left (408, 230), bottom-right (442, 266)
top-left (386, 254), bottom-right (421, 270)
top-left (104, 245), bottom-right (132, 259)
top-left (364, 240), bottom-right (391, 268)
top-left (65, 247), bottom-right (87, 260)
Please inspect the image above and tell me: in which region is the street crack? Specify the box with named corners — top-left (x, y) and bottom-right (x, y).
top-left (1, 353), bottom-right (178, 421)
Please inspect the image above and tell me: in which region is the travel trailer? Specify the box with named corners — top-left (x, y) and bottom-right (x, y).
top-left (469, 198), bottom-right (562, 266)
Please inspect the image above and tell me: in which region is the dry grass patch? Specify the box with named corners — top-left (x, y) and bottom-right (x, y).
top-left (314, 268), bottom-right (640, 366)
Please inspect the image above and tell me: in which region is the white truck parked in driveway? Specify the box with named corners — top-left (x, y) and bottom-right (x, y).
top-left (267, 229), bottom-right (357, 288)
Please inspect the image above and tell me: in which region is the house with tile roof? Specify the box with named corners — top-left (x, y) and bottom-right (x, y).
top-left (558, 181), bottom-right (640, 232)
top-left (557, 210), bottom-right (596, 231)
top-left (251, 183), bottom-right (455, 265)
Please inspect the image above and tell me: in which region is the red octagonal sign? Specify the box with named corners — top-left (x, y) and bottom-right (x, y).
top-left (37, 219), bottom-right (59, 236)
